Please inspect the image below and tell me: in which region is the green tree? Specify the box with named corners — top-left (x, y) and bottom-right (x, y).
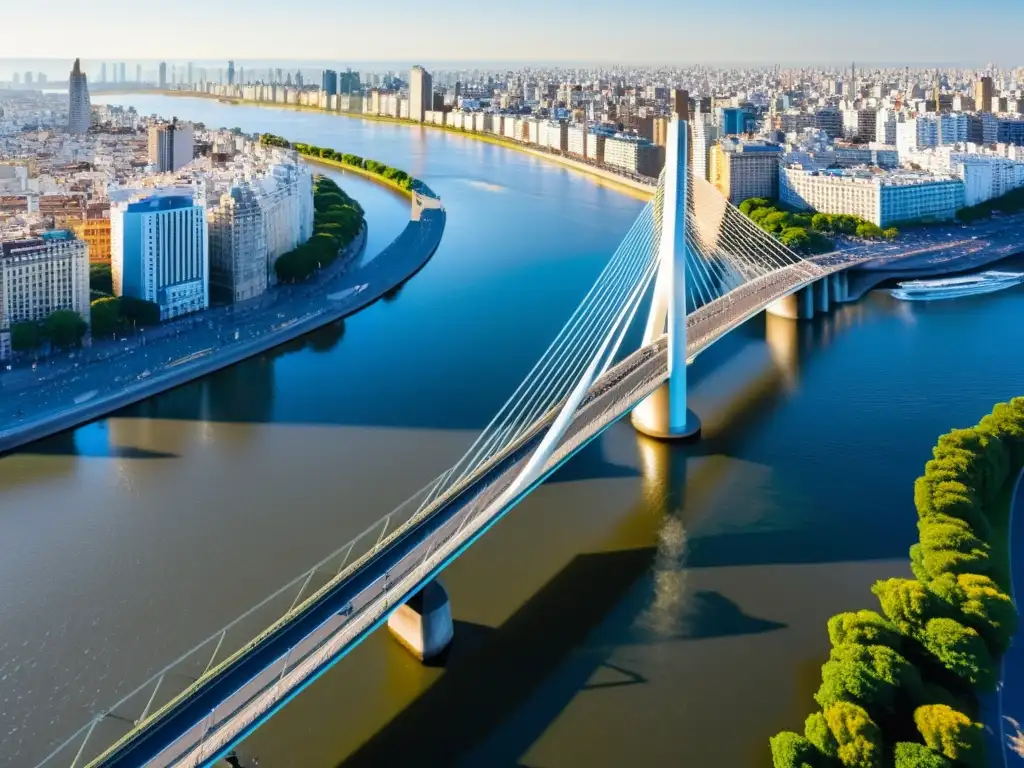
top-left (823, 701), bottom-right (884, 768)
top-left (872, 578), bottom-right (938, 635)
top-left (10, 321), bottom-right (42, 352)
top-left (916, 520), bottom-right (990, 579)
top-left (762, 211), bottom-right (793, 234)
top-left (913, 704), bottom-right (985, 768)
top-left (90, 296), bottom-right (121, 337)
top-left (43, 309), bottom-right (87, 349)
top-left (770, 731), bottom-right (830, 768)
top-left (814, 643), bottom-right (921, 717)
top-left (119, 296), bottom-right (161, 326)
top-left (827, 611), bottom-right (902, 651)
top-left (929, 572), bottom-right (1016, 654)
top-left (855, 222), bottom-right (884, 239)
top-left (750, 206), bottom-right (776, 224)
top-left (739, 197), bottom-right (771, 215)
top-left (882, 227), bottom-right (899, 240)
top-left (920, 617), bottom-right (996, 691)
top-left (811, 213), bottom-right (834, 233)
top-left (780, 226), bottom-right (812, 251)
top-left (892, 742), bottom-right (953, 768)
top-left (89, 263), bottom-right (113, 295)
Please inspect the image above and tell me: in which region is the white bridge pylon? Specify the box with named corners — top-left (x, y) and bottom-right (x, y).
top-left (630, 108), bottom-right (702, 440)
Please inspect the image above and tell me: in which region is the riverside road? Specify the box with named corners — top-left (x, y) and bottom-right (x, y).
top-left (0, 207), bottom-right (445, 454)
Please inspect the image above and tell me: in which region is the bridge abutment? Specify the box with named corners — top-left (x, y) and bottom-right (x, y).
top-left (387, 580), bottom-right (454, 662)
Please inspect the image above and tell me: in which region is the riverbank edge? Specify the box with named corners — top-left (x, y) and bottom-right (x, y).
top-left (0, 207), bottom-right (442, 456)
top-left (92, 88), bottom-right (657, 201)
top-left (993, 467), bottom-right (1024, 766)
top-left (305, 156), bottom-right (413, 198)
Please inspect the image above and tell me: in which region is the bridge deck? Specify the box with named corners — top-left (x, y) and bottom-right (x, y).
top-left (78, 257), bottom-right (866, 768)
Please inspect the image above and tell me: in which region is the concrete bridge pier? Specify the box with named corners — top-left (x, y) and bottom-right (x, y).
top-left (766, 284), bottom-right (816, 320)
top-left (814, 278), bottom-right (830, 314)
top-left (829, 272), bottom-right (847, 304)
top-left (387, 579), bottom-right (454, 661)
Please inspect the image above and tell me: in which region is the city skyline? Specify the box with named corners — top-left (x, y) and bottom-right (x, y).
top-left (2, 0), bottom-right (1023, 65)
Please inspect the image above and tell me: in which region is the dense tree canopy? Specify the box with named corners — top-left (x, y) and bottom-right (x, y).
top-left (769, 399), bottom-right (1024, 768)
top-left (737, 198), bottom-right (899, 255)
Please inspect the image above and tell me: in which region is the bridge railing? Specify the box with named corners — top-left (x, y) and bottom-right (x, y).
top-left (35, 483), bottom-right (440, 768)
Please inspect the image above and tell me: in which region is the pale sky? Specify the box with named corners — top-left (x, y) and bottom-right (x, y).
top-left (4, 0), bottom-right (1023, 64)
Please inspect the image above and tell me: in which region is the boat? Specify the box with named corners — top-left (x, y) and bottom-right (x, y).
top-left (890, 271), bottom-right (1024, 301)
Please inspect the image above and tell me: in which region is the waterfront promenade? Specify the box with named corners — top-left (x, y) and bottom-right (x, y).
top-left (0, 203), bottom-right (445, 456)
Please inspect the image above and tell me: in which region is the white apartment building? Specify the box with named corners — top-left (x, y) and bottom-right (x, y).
top-left (409, 66), bottom-right (432, 123)
top-left (111, 191), bottom-right (209, 321)
top-left (903, 146), bottom-right (1024, 207)
top-left (585, 131), bottom-right (606, 163)
top-left (539, 121), bottom-right (568, 152)
top-left (257, 159), bottom-right (314, 284)
top-left (780, 166), bottom-right (964, 227)
top-left (0, 231), bottom-right (90, 360)
top-left (567, 125), bottom-right (587, 157)
top-left (896, 114), bottom-right (970, 158)
top-left (603, 135), bottom-right (661, 177)
top-left (208, 183), bottom-right (268, 303)
top-left (691, 115), bottom-right (719, 181)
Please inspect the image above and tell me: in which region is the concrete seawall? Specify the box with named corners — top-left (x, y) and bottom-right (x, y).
top-left (0, 208), bottom-right (445, 456)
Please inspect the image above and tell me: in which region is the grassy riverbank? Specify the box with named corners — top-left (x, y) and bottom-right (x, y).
top-left (93, 88), bottom-right (655, 202)
top-left (771, 398), bottom-right (1023, 768)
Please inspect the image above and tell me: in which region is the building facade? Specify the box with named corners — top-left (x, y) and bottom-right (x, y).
top-left (710, 139), bottom-right (782, 203)
top-left (409, 66), bottom-right (432, 123)
top-left (149, 120), bottom-right (195, 172)
top-left (209, 184), bottom-right (267, 303)
top-left (780, 166), bottom-right (964, 227)
top-left (72, 218), bottom-right (112, 262)
top-left (68, 59), bottom-right (92, 134)
top-left (111, 193), bottom-right (209, 321)
top-left (0, 230), bottom-right (90, 359)
top-left (603, 135), bottom-right (662, 177)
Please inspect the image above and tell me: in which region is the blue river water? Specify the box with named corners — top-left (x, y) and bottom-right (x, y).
top-left (0, 93), bottom-right (1021, 767)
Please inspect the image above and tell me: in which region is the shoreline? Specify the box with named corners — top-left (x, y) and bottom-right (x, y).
top-left (997, 468), bottom-right (1024, 764)
top-left (92, 88), bottom-right (657, 202)
top-left (0, 202), bottom-right (446, 456)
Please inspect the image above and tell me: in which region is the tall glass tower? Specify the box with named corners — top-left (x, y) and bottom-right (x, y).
top-left (68, 58), bottom-right (92, 133)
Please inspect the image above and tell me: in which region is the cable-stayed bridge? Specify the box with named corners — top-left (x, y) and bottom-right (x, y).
top-left (41, 114), bottom-right (874, 768)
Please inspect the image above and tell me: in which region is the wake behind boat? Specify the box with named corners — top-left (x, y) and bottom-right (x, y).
top-left (891, 270), bottom-right (1024, 301)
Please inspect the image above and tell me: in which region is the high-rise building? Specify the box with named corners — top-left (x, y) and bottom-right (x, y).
top-left (339, 70), bottom-right (360, 94)
top-left (148, 119), bottom-right (195, 172)
top-left (111, 192), bottom-right (209, 321)
top-left (322, 69), bottom-right (338, 96)
top-left (72, 218), bottom-right (112, 262)
top-left (238, 66), bottom-right (244, 85)
top-left (209, 184), bottom-right (268, 303)
top-left (24, 72), bottom-right (33, 85)
top-left (670, 88), bottom-right (689, 118)
top-left (136, 64), bottom-right (142, 83)
top-left (68, 58), bottom-right (92, 133)
top-left (118, 63), bottom-right (126, 83)
top-left (100, 63), bottom-right (107, 84)
top-left (110, 63), bottom-right (118, 83)
top-left (709, 138), bottom-right (783, 203)
top-left (295, 70), bottom-right (304, 88)
top-left (975, 77), bottom-right (994, 115)
top-left (275, 68), bottom-right (283, 85)
top-left (0, 230), bottom-right (91, 360)
top-left (187, 62), bottom-right (193, 86)
top-left (38, 73), bottom-right (46, 84)
top-left (227, 61), bottom-right (235, 86)
top-left (409, 65), bottom-right (432, 123)
top-left (11, 73), bottom-right (18, 85)
top-left (158, 62), bottom-right (167, 89)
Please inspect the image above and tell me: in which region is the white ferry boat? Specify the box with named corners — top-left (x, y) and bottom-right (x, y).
top-left (890, 271), bottom-right (1024, 301)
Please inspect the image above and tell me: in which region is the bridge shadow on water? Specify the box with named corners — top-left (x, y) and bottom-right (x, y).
top-left (338, 547), bottom-right (784, 768)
